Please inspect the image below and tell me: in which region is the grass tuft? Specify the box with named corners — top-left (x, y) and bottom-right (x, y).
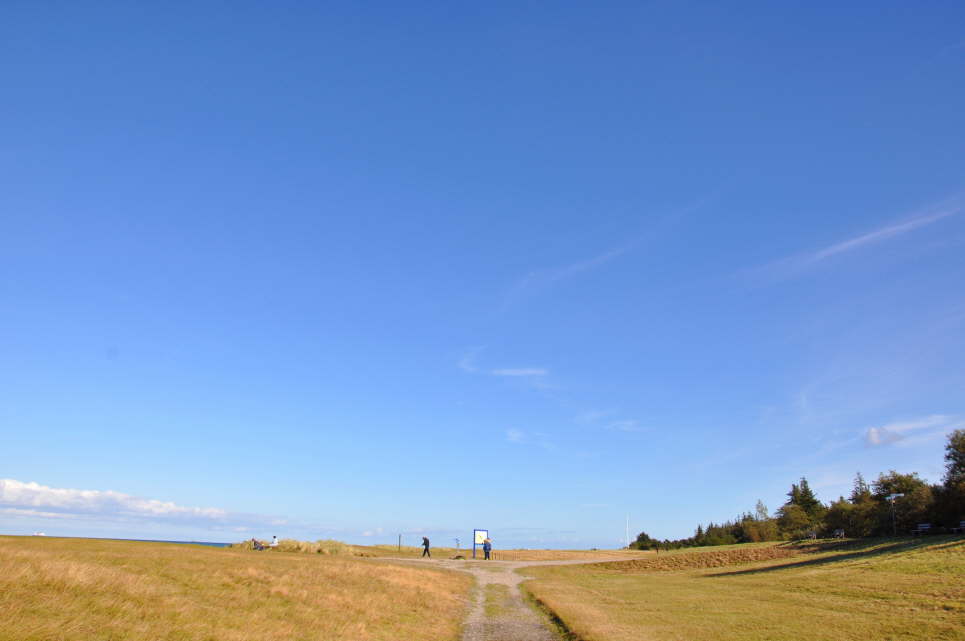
top-left (483, 584), bottom-right (511, 618)
top-left (230, 538), bottom-right (372, 555)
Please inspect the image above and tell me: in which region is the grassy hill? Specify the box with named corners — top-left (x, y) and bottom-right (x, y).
top-left (0, 535), bottom-right (471, 641)
top-left (522, 537), bottom-right (965, 641)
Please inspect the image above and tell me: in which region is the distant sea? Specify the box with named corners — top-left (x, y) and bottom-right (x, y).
top-left (121, 538), bottom-right (232, 548)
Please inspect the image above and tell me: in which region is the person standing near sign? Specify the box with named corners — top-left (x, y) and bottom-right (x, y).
top-left (421, 536), bottom-right (431, 558)
top-left (483, 538), bottom-right (492, 560)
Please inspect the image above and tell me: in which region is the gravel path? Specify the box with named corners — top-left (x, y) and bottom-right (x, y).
top-left (381, 557), bottom-right (601, 641)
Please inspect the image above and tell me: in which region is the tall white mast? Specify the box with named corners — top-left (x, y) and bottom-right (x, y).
top-left (625, 514), bottom-right (630, 549)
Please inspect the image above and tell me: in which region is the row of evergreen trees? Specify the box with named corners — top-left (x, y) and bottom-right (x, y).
top-left (632, 429), bottom-right (965, 550)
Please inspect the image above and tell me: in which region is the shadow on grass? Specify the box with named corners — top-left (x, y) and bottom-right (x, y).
top-left (705, 536), bottom-right (963, 578)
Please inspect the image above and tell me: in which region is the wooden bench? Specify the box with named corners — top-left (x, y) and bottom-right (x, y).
top-left (911, 523), bottom-right (931, 536)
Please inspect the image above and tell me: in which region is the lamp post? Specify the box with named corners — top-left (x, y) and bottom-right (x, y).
top-left (887, 493), bottom-right (905, 536)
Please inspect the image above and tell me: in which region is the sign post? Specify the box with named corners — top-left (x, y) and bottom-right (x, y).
top-left (887, 493), bottom-right (904, 536)
top-left (472, 529), bottom-right (488, 559)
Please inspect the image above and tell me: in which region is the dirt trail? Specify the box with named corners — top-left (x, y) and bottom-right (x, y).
top-left (381, 557), bottom-right (601, 641)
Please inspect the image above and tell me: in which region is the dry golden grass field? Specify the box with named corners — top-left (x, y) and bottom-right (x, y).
top-left (359, 544), bottom-right (651, 562)
top-left (523, 537), bottom-right (965, 641)
top-left (0, 535), bottom-right (471, 641)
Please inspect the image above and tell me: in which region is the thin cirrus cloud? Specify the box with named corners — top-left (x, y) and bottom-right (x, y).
top-left (811, 207), bottom-right (959, 262)
top-left (457, 348), bottom-right (548, 378)
top-left (506, 429), bottom-right (525, 443)
top-left (504, 429), bottom-right (556, 451)
top-left (575, 409), bottom-right (644, 433)
top-left (606, 419), bottom-right (645, 433)
top-left (491, 368), bottom-right (548, 377)
top-left (500, 196), bottom-right (711, 311)
top-left (752, 198), bottom-right (962, 282)
top-left (574, 409), bottom-right (615, 423)
top-left (865, 415), bottom-right (963, 448)
top-left (0, 478), bottom-right (285, 530)
top-left (514, 245), bottom-right (630, 290)
top-left (501, 244), bottom-right (630, 313)
top-left (457, 347), bottom-right (483, 373)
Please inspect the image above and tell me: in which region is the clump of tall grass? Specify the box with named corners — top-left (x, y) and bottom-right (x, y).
top-left (275, 538), bottom-right (356, 555)
top-left (230, 538), bottom-right (369, 555)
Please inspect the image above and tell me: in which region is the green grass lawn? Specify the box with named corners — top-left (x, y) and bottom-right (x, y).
top-left (522, 537), bottom-right (965, 641)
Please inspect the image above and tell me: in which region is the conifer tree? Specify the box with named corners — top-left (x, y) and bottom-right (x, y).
top-left (787, 482), bottom-right (801, 506)
top-left (850, 472), bottom-right (872, 503)
top-left (796, 478), bottom-right (822, 517)
top-left (755, 500), bottom-right (769, 521)
top-left (944, 429), bottom-right (965, 487)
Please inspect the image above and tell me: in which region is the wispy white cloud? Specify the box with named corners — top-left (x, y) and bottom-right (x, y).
top-left (576, 409), bottom-right (645, 433)
top-left (0, 479), bottom-right (228, 520)
top-left (502, 197), bottom-right (712, 310)
top-left (812, 208), bottom-right (959, 262)
top-left (501, 196), bottom-right (719, 314)
top-left (516, 246), bottom-right (630, 290)
top-left (574, 409), bottom-right (615, 424)
top-left (0, 479), bottom-right (282, 531)
top-left (0, 507), bottom-right (82, 520)
top-left (457, 347), bottom-right (483, 373)
top-left (865, 426), bottom-right (904, 447)
top-left (457, 348), bottom-right (548, 379)
top-left (491, 368), bottom-right (548, 377)
top-left (502, 428), bottom-right (559, 451)
top-left (606, 419), bottom-right (645, 433)
top-left (864, 414), bottom-right (963, 447)
top-left (752, 198), bottom-right (962, 282)
top-left (503, 245), bottom-right (630, 312)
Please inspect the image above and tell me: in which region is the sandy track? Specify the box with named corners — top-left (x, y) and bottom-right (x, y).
top-left (378, 557), bottom-right (603, 641)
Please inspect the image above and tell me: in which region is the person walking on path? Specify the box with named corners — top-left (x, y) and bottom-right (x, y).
top-left (421, 536), bottom-right (431, 558)
top-left (483, 538), bottom-right (492, 560)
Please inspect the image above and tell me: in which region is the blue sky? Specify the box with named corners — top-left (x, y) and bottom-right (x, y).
top-left (2, 2), bottom-right (964, 547)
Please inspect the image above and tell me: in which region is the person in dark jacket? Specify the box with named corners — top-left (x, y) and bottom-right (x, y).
top-left (483, 538), bottom-right (492, 560)
top-left (421, 536), bottom-right (431, 558)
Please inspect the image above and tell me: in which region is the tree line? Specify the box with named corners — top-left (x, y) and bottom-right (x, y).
top-left (632, 429), bottom-right (965, 550)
